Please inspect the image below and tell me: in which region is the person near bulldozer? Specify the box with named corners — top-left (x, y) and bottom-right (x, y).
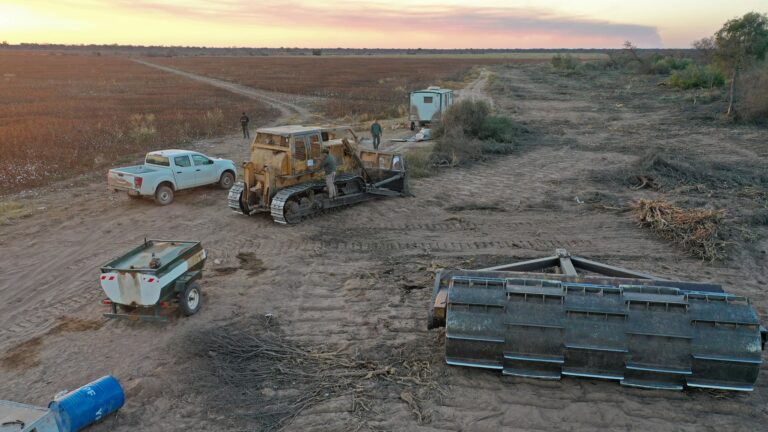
top-left (318, 148), bottom-right (337, 200)
top-left (370, 120), bottom-right (382, 150)
top-left (240, 112), bottom-right (250, 139)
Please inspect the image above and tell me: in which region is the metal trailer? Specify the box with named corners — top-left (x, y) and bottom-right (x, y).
top-left (99, 239), bottom-right (207, 322)
top-left (409, 86), bottom-right (454, 131)
top-left (0, 400), bottom-right (58, 432)
top-left (428, 249), bottom-right (767, 391)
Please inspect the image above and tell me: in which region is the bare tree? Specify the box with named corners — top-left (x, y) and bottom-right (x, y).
top-left (692, 37), bottom-right (715, 63)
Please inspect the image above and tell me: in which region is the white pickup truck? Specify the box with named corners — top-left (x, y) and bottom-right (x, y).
top-left (108, 150), bottom-right (237, 205)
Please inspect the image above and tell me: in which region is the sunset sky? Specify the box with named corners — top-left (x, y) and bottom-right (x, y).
top-left (1, 1), bottom-right (764, 49)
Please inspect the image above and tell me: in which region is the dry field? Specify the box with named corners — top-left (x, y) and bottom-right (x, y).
top-left (0, 51), bottom-right (274, 195)
top-left (2, 54), bottom-right (767, 432)
top-left (149, 56), bottom-right (552, 119)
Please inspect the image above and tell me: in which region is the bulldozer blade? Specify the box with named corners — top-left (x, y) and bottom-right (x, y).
top-left (429, 250), bottom-right (766, 391)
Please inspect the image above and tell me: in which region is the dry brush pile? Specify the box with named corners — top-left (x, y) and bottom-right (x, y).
top-left (632, 199), bottom-right (727, 261)
top-left (592, 151), bottom-right (768, 260)
top-left (0, 51), bottom-right (273, 195)
top-left (180, 317), bottom-right (442, 431)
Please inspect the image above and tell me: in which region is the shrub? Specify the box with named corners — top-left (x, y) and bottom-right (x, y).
top-left (403, 146), bottom-right (437, 178)
top-left (432, 100), bottom-right (523, 164)
top-left (737, 66), bottom-right (768, 123)
top-left (434, 99), bottom-right (490, 138)
top-left (551, 54), bottom-right (578, 70)
top-left (650, 56), bottom-right (692, 74)
top-left (668, 64), bottom-right (725, 89)
top-left (478, 116), bottom-right (525, 144)
top-left (432, 127), bottom-right (483, 165)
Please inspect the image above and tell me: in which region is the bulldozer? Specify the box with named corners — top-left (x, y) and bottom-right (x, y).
top-left (228, 125), bottom-right (408, 224)
top-left (428, 249), bottom-right (766, 391)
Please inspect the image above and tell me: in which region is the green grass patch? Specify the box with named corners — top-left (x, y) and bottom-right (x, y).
top-left (0, 201), bottom-right (32, 224)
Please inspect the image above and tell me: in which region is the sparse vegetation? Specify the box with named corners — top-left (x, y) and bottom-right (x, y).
top-left (403, 146), bottom-right (437, 178)
top-left (0, 201), bottom-right (31, 224)
top-left (712, 12), bottom-right (768, 116)
top-left (668, 64), bottom-right (725, 89)
top-left (649, 55), bottom-right (691, 74)
top-left (551, 54), bottom-right (578, 70)
top-left (737, 67), bottom-right (768, 124)
top-left (432, 100), bottom-right (526, 165)
top-left (150, 56), bottom-right (529, 120)
top-left (0, 51), bottom-right (271, 195)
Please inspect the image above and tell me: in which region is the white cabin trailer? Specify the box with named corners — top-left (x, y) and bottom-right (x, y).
top-left (409, 86), bottom-right (454, 130)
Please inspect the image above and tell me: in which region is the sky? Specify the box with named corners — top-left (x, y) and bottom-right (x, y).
top-left (1, 1), bottom-right (765, 49)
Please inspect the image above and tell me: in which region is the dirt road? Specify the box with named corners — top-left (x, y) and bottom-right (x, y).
top-left (1, 64), bottom-right (766, 432)
top-left (133, 58), bottom-right (320, 122)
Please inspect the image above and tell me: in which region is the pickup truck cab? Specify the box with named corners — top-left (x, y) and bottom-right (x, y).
top-left (108, 150), bottom-right (236, 205)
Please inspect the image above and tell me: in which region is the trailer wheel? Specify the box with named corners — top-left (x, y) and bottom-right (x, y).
top-left (154, 184), bottom-right (174, 205)
top-left (219, 171), bottom-right (235, 189)
top-left (179, 283), bottom-right (202, 316)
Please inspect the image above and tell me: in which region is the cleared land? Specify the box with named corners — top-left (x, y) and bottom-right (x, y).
top-left (0, 51), bottom-right (274, 195)
top-left (1, 57), bottom-right (767, 432)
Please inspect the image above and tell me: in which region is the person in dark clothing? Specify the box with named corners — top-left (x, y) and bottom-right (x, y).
top-left (240, 112), bottom-right (250, 139)
top-left (370, 120), bottom-right (382, 150)
top-left (318, 148), bottom-right (337, 200)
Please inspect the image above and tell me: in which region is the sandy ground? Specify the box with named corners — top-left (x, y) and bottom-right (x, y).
top-left (2, 63), bottom-right (767, 432)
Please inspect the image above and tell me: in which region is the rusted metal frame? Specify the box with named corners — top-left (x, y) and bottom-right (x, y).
top-left (569, 255), bottom-right (663, 281)
top-left (478, 255), bottom-right (561, 272)
top-left (101, 239), bottom-right (201, 279)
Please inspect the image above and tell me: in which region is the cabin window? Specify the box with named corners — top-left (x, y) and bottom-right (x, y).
top-left (192, 155), bottom-right (211, 166)
top-left (145, 154), bottom-right (169, 166)
top-left (423, 96), bottom-right (433, 103)
top-left (293, 136), bottom-right (307, 160)
top-left (174, 156), bottom-right (192, 167)
top-left (309, 134), bottom-right (322, 158)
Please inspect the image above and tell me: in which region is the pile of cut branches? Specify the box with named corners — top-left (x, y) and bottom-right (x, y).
top-left (181, 317), bottom-right (441, 431)
top-left (632, 199), bottom-right (727, 261)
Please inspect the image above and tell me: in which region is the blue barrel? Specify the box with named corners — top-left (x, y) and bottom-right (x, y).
top-left (49, 375), bottom-right (125, 432)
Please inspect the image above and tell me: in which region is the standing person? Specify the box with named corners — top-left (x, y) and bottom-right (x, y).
top-left (240, 112), bottom-right (250, 139)
top-left (319, 148), bottom-right (337, 200)
top-left (370, 120), bottom-right (382, 150)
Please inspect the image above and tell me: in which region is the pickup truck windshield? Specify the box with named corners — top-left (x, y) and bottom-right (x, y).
top-left (146, 154), bottom-right (170, 166)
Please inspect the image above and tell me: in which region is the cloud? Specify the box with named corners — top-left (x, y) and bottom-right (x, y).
top-left (112, 0), bottom-right (662, 47)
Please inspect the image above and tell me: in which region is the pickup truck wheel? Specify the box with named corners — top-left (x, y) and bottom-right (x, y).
top-left (179, 283), bottom-right (202, 316)
top-left (154, 185), bottom-right (174, 205)
top-left (219, 172), bottom-right (235, 189)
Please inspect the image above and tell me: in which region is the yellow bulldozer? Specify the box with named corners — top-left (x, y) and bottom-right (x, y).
top-left (228, 125), bottom-right (409, 224)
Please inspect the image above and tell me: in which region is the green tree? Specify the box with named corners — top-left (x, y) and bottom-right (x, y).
top-left (713, 12), bottom-right (768, 115)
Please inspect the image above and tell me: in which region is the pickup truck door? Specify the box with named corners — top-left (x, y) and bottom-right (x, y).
top-left (172, 155), bottom-right (197, 189)
top-left (191, 154), bottom-right (218, 185)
